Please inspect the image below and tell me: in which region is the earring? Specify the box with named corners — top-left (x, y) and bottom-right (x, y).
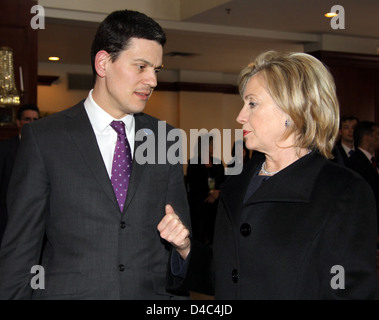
top-left (285, 119), bottom-right (290, 127)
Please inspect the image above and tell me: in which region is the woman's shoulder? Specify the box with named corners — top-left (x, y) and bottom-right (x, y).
top-left (318, 157), bottom-right (373, 192)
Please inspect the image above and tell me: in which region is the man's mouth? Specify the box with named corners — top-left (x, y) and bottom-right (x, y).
top-left (135, 91), bottom-right (151, 100)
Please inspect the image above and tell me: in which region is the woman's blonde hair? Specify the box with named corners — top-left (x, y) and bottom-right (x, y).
top-left (238, 51), bottom-right (339, 159)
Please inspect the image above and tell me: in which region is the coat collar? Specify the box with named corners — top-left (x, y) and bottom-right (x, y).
top-left (221, 151), bottom-right (327, 218)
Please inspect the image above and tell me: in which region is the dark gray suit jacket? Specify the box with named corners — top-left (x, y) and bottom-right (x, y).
top-left (0, 136), bottom-right (19, 246)
top-left (0, 102), bottom-right (191, 299)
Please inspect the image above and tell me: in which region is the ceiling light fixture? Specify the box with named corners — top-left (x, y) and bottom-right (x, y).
top-left (48, 56), bottom-right (60, 61)
top-left (324, 12), bottom-right (338, 18)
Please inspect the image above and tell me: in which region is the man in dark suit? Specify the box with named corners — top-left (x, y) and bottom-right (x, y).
top-left (0, 104), bottom-right (39, 246)
top-left (0, 10), bottom-right (191, 299)
top-left (332, 115), bottom-right (359, 165)
top-left (347, 121), bottom-right (379, 236)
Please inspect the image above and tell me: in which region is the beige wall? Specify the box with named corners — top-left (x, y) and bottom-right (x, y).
top-left (178, 91), bottom-right (241, 167)
top-left (37, 63), bottom-right (91, 114)
top-left (145, 91), bottom-right (180, 128)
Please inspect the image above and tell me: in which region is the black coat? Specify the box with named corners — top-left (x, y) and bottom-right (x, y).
top-left (213, 152), bottom-right (378, 299)
top-left (346, 148), bottom-right (379, 234)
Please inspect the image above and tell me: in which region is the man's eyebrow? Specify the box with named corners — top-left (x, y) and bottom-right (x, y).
top-left (134, 59), bottom-right (163, 69)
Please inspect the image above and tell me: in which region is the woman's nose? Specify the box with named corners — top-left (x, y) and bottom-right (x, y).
top-left (236, 105), bottom-right (248, 124)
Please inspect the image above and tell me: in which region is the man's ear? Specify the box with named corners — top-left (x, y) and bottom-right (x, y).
top-left (15, 119), bottom-right (22, 129)
top-left (94, 50), bottom-right (110, 78)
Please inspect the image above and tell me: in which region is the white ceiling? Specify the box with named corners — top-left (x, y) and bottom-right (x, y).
top-left (186, 0), bottom-right (379, 38)
top-left (38, 0), bottom-right (379, 75)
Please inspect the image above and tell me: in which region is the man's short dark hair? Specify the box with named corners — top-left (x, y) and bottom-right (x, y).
top-left (353, 121), bottom-right (378, 147)
top-left (90, 10), bottom-right (166, 80)
top-left (340, 115), bottom-right (359, 129)
top-left (16, 104), bottom-right (40, 120)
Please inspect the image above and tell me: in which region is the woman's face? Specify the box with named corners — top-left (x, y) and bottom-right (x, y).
top-left (237, 74), bottom-right (289, 154)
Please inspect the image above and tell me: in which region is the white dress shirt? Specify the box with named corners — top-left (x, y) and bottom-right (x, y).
top-left (341, 143), bottom-right (354, 157)
top-left (84, 90), bottom-right (135, 178)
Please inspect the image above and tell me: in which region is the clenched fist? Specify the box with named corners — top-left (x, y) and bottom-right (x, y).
top-left (157, 204), bottom-right (191, 260)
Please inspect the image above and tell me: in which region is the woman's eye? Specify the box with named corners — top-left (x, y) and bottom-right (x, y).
top-left (249, 102), bottom-right (257, 108)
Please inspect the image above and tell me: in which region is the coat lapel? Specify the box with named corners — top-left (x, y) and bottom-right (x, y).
top-left (221, 152), bottom-right (327, 223)
top-left (65, 102), bottom-right (119, 210)
top-left (221, 152), bottom-right (264, 224)
top-left (244, 152), bottom-right (325, 205)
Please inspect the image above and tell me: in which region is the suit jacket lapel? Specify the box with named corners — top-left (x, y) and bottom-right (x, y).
top-left (355, 149), bottom-right (378, 176)
top-left (65, 102), bottom-right (119, 210)
top-left (123, 113), bottom-right (151, 211)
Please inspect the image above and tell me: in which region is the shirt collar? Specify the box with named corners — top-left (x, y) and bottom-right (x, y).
top-left (84, 89), bottom-right (134, 134)
top-left (358, 147), bottom-right (374, 161)
top-left (341, 142), bottom-right (354, 154)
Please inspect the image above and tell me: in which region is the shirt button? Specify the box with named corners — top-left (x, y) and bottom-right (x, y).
top-left (120, 221), bottom-right (126, 229)
top-left (118, 264), bottom-right (125, 272)
top-left (240, 223), bottom-right (251, 237)
top-left (232, 269), bottom-right (239, 283)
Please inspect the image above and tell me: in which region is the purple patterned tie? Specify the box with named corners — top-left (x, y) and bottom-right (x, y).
top-left (110, 121), bottom-right (132, 211)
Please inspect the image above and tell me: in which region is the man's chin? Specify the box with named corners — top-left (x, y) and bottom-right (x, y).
top-left (128, 104), bottom-right (147, 115)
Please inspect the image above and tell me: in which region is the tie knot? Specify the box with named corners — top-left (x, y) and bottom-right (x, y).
top-left (110, 121), bottom-right (126, 136)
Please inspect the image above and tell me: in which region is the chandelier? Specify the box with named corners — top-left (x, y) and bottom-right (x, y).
top-left (0, 47), bottom-right (21, 106)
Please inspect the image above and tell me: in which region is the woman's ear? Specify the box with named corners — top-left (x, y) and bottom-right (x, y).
top-left (94, 50), bottom-right (110, 78)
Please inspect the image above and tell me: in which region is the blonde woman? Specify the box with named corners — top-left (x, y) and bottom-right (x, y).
top-left (213, 51), bottom-right (378, 299)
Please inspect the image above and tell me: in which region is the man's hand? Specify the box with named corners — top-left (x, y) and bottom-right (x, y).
top-left (157, 204), bottom-right (191, 260)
